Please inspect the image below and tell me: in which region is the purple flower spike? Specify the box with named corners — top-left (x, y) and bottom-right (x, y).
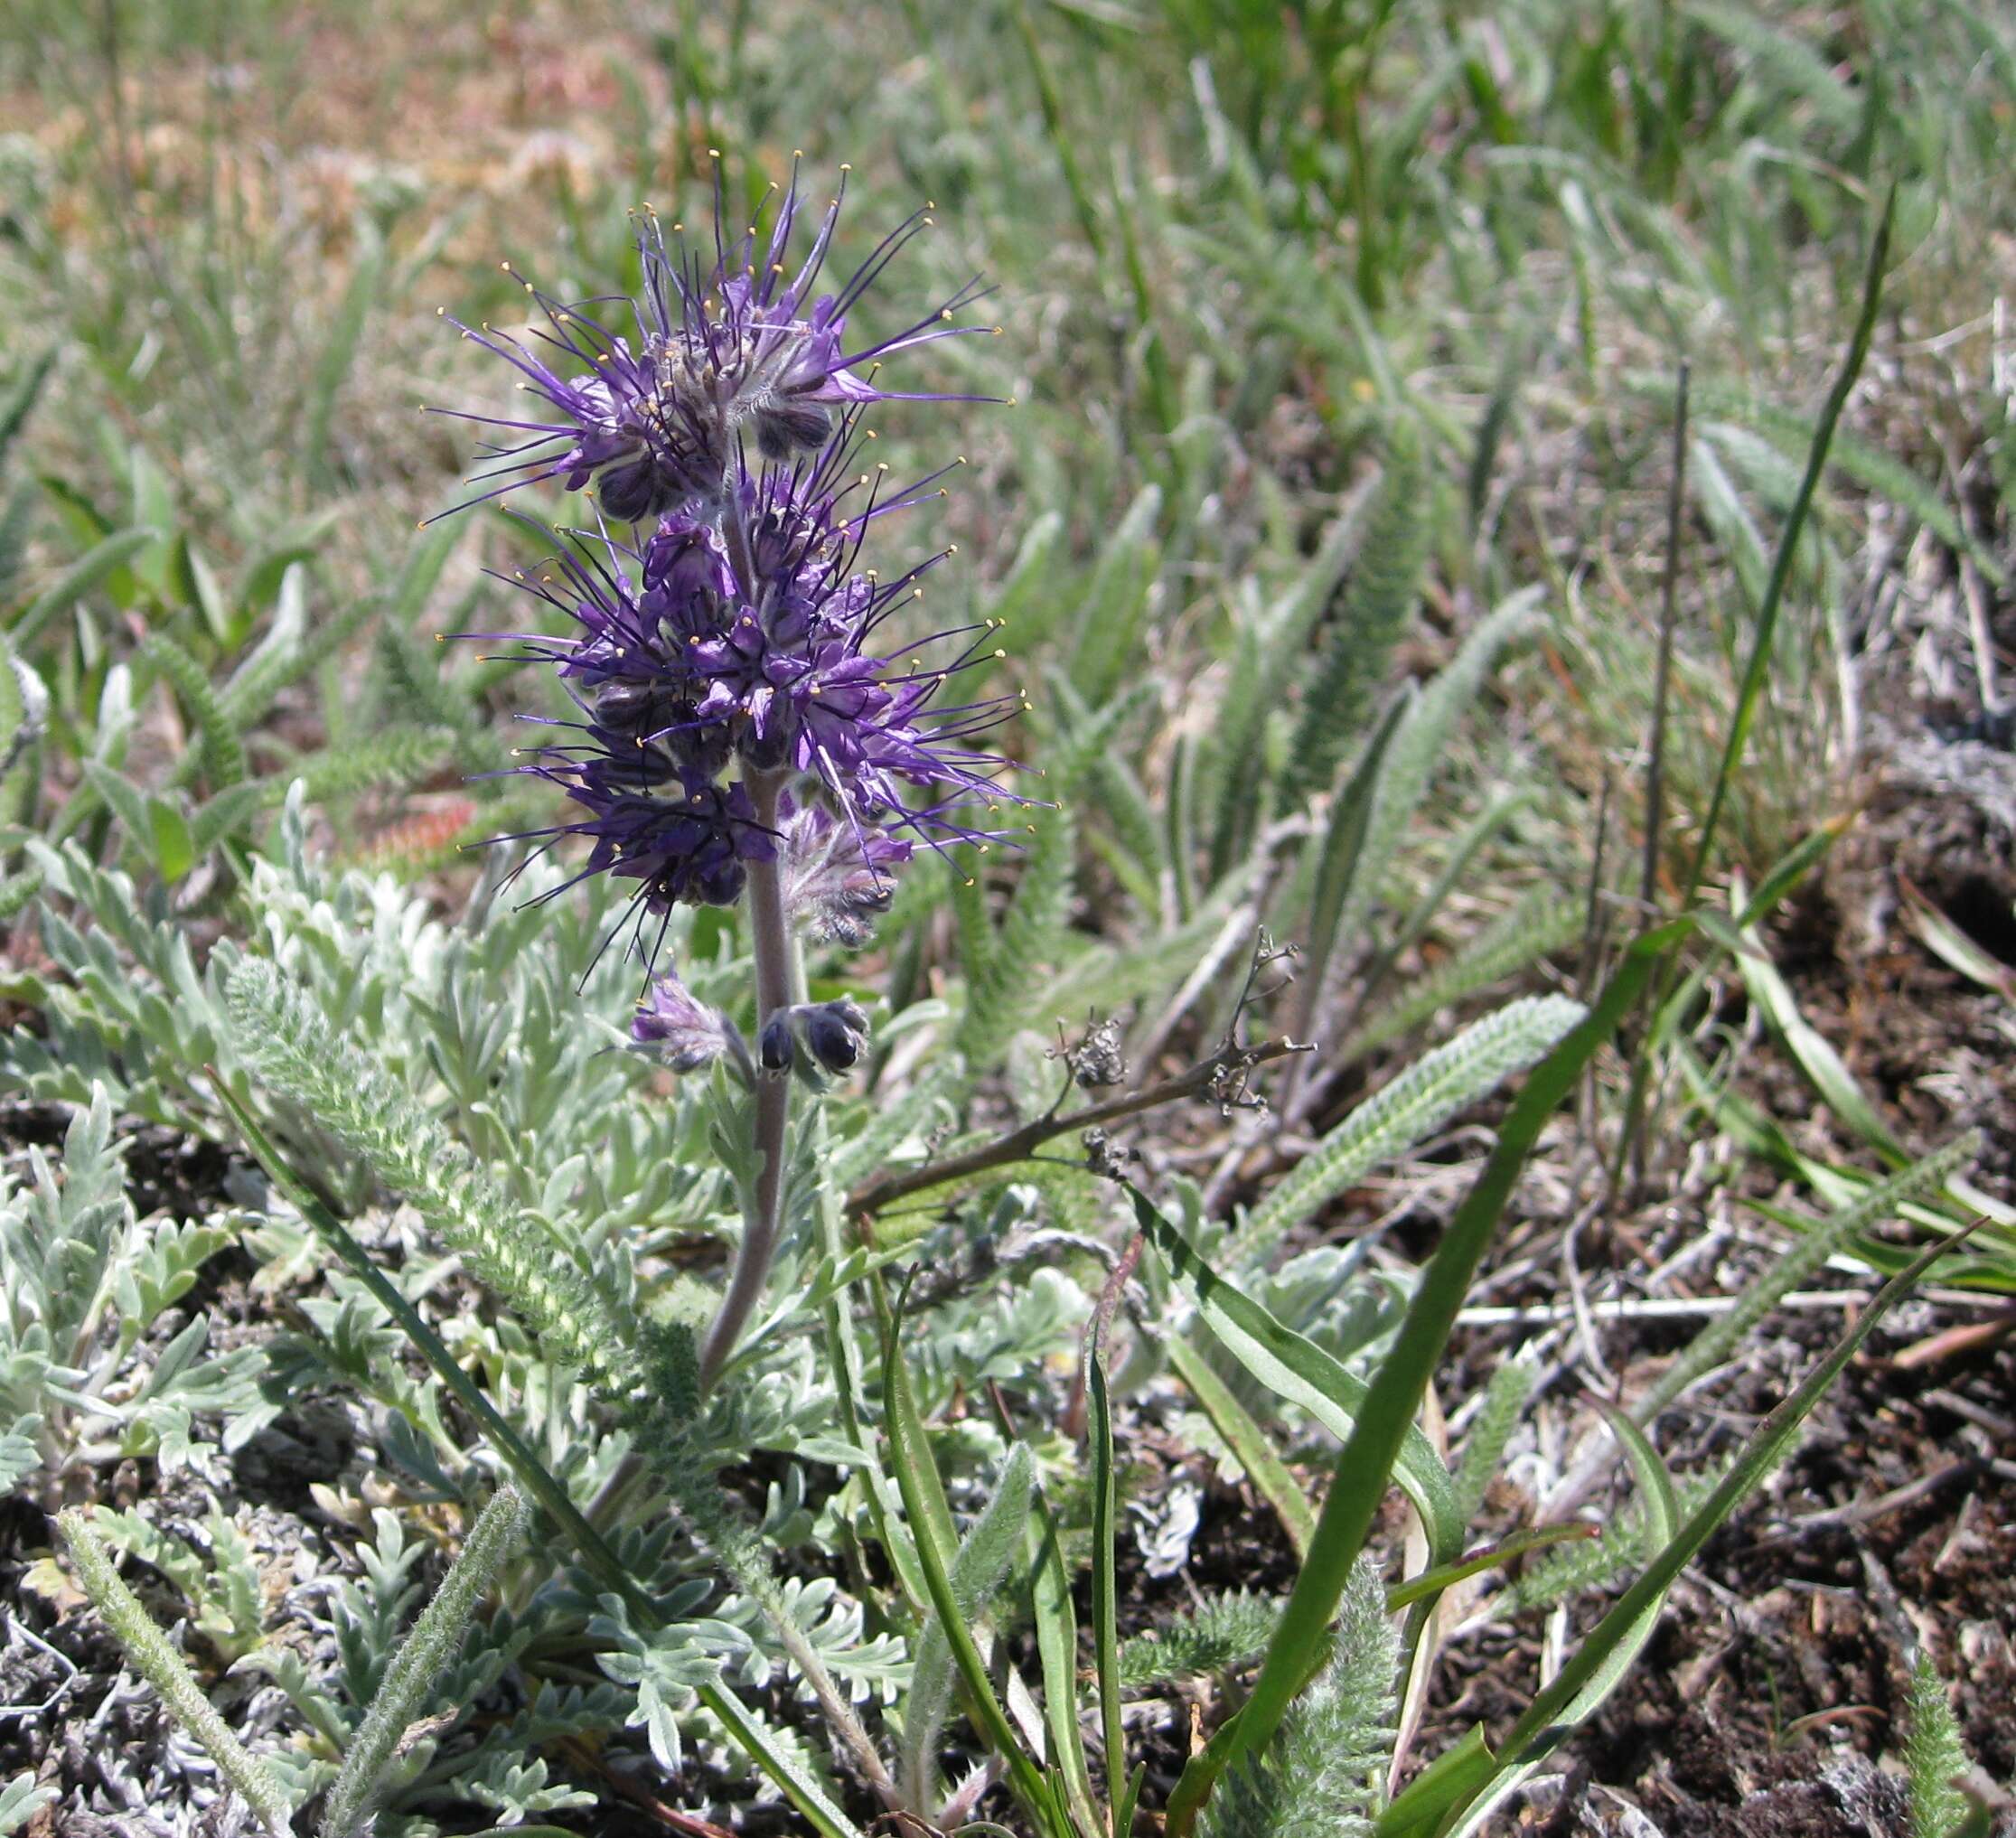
top-left (430, 160), bottom-right (998, 525)
top-left (442, 164), bottom-right (1027, 996)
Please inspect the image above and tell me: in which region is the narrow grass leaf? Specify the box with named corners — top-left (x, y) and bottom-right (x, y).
top-left (1166, 1332), bottom-right (1317, 1559)
top-left (881, 1300), bottom-right (1054, 1826)
top-left (1166, 922), bottom-right (1683, 1838)
top-left (1433, 1221), bottom-right (1982, 1836)
top-left (1134, 1189), bottom-right (1463, 1566)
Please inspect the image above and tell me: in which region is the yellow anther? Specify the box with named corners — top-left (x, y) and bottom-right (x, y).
top-left (993, 648), bottom-right (1007, 659)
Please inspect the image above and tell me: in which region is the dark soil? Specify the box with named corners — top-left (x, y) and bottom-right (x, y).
top-left (1411, 722), bottom-right (2016, 1834)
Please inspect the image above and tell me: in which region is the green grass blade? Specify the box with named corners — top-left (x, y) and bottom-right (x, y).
top-left (1682, 190), bottom-right (1892, 908)
top-left (1023, 1486), bottom-right (1103, 1838)
top-left (882, 1298), bottom-right (1055, 1828)
top-left (1430, 1219), bottom-right (1980, 1836)
top-left (1164, 921), bottom-right (1685, 1837)
top-left (1089, 1351), bottom-right (1128, 1816)
top-left (1131, 1188), bottom-right (1462, 1567)
top-left (1165, 1331), bottom-right (1316, 1559)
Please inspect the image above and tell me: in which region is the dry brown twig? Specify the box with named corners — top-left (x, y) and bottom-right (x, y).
top-left (848, 935), bottom-right (1310, 1223)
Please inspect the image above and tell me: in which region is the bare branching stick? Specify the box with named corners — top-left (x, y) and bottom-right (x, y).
top-left (850, 940), bottom-right (1309, 1219)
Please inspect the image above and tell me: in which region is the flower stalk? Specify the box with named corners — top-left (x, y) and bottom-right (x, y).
top-left (701, 764), bottom-right (794, 1389)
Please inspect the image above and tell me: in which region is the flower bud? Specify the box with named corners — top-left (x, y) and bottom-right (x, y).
top-left (755, 399), bottom-right (833, 460)
top-left (759, 1013), bottom-right (797, 1073)
top-left (803, 999), bottom-right (869, 1074)
top-left (778, 800), bottom-right (910, 947)
top-left (631, 971), bottom-right (733, 1074)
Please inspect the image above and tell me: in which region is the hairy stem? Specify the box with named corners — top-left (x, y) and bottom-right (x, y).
top-left (700, 764), bottom-right (794, 1390)
top-left (61, 1509), bottom-right (296, 1838)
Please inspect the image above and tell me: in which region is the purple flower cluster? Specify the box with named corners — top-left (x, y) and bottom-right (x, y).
top-left (434, 160), bottom-right (991, 524)
top-left (439, 163), bottom-right (1025, 1059)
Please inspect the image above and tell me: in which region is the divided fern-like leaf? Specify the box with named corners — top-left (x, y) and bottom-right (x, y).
top-left (1283, 420), bottom-right (1430, 805)
top-left (141, 633), bottom-right (248, 789)
top-left (1196, 1557), bottom-right (1397, 1838)
top-left (283, 725), bottom-right (457, 802)
top-left (956, 799), bottom-right (1075, 1070)
top-left (1904, 1653), bottom-right (1970, 1838)
top-left (1633, 1133), bottom-right (1979, 1425)
top-left (1451, 1354), bottom-right (1539, 1527)
top-left (319, 1484), bottom-right (527, 1838)
top-left (1238, 994), bottom-right (1585, 1261)
top-left (1340, 887), bottom-right (1583, 1065)
top-left (60, 1508), bottom-right (296, 1838)
top-left (1504, 1457), bottom-right (1735, 1615)
top-left (1118, 1589), bottom-right (1282, 1689)
top-left (223, 958), bottom-right (647, 1408)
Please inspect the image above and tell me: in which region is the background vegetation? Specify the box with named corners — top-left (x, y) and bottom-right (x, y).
top-left (2, 2), bottom-right (2013, 1833)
